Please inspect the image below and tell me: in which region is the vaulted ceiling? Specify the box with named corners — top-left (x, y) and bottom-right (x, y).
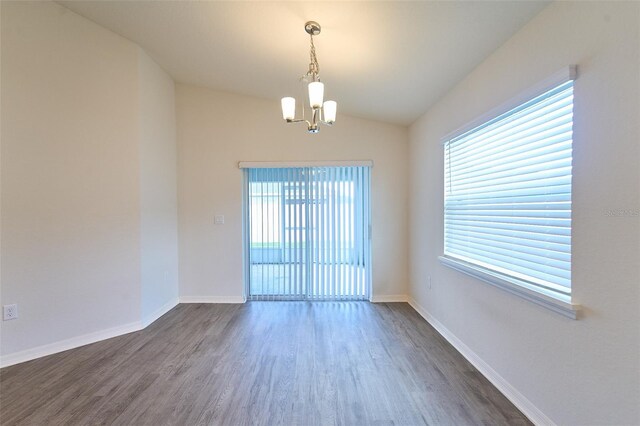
top-left (58, 1), bottom-right (549, 125)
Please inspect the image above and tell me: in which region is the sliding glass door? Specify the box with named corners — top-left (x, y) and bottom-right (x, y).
top-left (243, 166), bottom-right (371, 300)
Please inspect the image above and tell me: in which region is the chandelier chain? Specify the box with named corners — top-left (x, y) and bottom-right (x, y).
top-left (308, 34), bottom-right (320, 79)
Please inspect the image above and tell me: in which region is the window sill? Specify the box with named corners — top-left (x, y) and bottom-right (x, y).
top-left (438, 255), bottom-right (580, 319)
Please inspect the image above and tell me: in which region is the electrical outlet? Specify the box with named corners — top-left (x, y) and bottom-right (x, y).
top-left (428, 276), bottom-right (432, 290)
top-left (214, 215), bottom-right (225, 225)
top-left (3, 304), bottom-right (18, 321)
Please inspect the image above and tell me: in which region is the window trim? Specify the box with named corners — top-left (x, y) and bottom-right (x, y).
top-left (440, 66), bottom-right (580, 319)
top-left (439, 256), bottom-right (579, 319)
top-left (238, 160), bottom-right (373, 169)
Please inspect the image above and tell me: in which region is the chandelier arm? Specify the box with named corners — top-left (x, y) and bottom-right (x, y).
top-left (286, 118), bottom-right (314, 131)
top-left (311, 107), bottom-right (320, 128)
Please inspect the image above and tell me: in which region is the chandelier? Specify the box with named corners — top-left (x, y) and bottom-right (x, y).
top-left (280, 21), bottom-right (337, 133)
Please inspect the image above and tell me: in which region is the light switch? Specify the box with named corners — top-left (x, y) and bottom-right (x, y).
top-left (214, 215), bottom-right (225, 225)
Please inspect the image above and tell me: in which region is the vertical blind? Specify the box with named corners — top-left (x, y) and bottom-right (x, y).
top-left (444, 80), bottom-right (574, 297)
top-left (243, 166), bottom-right (371, 300)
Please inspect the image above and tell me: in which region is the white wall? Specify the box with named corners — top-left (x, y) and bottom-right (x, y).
top-left (1, 1), bottom-right (141, 357)
top-left (138, 50), bottom-right (179, 322)
top-left (408, 2), bottom-right (639, 425)
top-left (1, 1), bottom-right (178, 361)
top-left (176, 85), bottom-right (409, 301)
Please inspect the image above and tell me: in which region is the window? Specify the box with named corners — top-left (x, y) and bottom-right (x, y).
top-left (441, 69), bottom-right (577, 318)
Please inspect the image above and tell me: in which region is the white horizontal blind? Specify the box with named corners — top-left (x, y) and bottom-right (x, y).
top-left (444, 80), bottom-right (574, 297)
top-left (245, 166), bottom-right (371, 300)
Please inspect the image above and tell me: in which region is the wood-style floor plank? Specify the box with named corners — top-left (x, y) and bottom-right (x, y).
top-left (0, 302), bottom-right (531, 425)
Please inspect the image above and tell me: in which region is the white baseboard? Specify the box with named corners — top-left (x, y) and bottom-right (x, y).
top-left (4, 294), bottom-right (389, 368)
top-left (1, 296), bottom-right (245, 368)
top-left (141, 297), bottom-right (179, 328)
top-left (370, 294), bottom-right (409, 303)
top-left (179, 296), bottom-right (246, 304)
top-left (1, 297), bottom-right (180, 369)
top-left (407, 297), bottom-right (555, 426)
top-left (0, 320), bottom-right (142, 369)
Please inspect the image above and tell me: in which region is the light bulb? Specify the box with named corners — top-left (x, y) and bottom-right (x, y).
top-left (308, 82), bottom-right (324, 109)
top-left (281, 97), bottom-right (296, 120)
top-left (323, 101), bottom-right (337, 124)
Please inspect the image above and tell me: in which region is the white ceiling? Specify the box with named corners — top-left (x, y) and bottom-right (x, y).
top-left (58, 1), bottom-right (548, 126)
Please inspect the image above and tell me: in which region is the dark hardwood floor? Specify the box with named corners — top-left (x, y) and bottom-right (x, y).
top-left (0, 302), bottom-right (531, 425)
